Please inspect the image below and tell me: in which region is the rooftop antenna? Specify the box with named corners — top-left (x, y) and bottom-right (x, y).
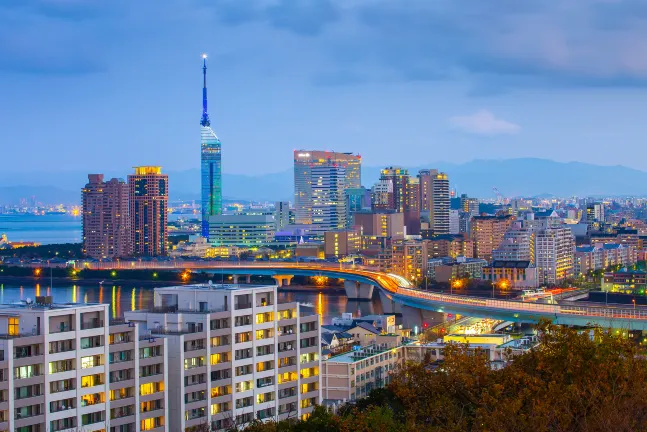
top-left (200, 54), bottom-right (210, 127)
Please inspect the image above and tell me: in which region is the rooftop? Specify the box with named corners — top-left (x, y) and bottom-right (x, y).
top-left (155, 283), bottom-right (276, 292)
top-left (0, 300), bottom-right (104, 313)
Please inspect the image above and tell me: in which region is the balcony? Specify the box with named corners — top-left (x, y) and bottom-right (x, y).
top-left (81, 320), bottom-right (104, 330)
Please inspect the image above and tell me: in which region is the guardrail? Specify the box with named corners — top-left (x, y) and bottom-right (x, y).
top-left (394, 287), bottom-right (647, 321)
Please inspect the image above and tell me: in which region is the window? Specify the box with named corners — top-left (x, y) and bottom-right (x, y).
top-left (81, 374), bottom-right (103, 388)
top-left (211, 402), bottom-right (229, 415)
top-left (15, 365), bottom-right (40, 379)
top-left (141, 416), bottom-right (164, 431)
top-left (184, 356), bottom-right (205, 370)
top-left (256, 361), bottom-right (273, 372)
top-left (139, 346), bottom-right (161, 358)
top-left (110, 387), bottom-right (134, 401)
top-left (81, 355), bottom-right (102, 369)
top-left (81, 393), bottom-right (104, 407)
top-left (210, 352), bottom-right (230, 365)
top-left (139, 381), bottom-right (164, 396)
top-left (255, 312), bottom-right (274, 324)
top-left (235, 380), bottom-right (253, 393)
top-left (211, 385), bottom-right (231, 397)
top-left (8, 318), bottom-right (19, 336)
top-left (256, 391), bottom-right (274, 404)
top-left (235, 332), bottom-right (252, 343)
top-left (234, 315), bottom-right (252, 327)
top-left (255, 329), bottom-right (273, 340)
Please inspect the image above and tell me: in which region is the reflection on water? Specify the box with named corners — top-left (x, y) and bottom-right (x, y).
top-left (0, 284), bottom-right (384, 324)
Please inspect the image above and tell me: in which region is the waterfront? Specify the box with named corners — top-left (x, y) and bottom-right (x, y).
top-left (0, 282), bottom-right (384, 323)
top-left (0, 214), bottom-right (82, 244)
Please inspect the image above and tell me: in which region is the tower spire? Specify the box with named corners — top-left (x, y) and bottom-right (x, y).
top-left (200, 54), bottom-right (210, 127)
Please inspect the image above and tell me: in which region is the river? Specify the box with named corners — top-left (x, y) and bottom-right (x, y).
top-left (0, 282), bottom-right (385, 324)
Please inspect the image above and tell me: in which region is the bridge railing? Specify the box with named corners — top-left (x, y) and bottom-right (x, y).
top-left (395, 287), bottom-right (647, 321)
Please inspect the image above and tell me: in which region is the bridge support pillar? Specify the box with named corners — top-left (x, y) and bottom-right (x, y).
top-left (231, 275), bottom-right (240, 284)
top-left (378, 290), bottom-right (402, 314)
top-left (245, 275), bottom-right (251, 284)
top-left (344, 281), bottom-right (374, 300)
top-left (273, 275), bottom-right (293, 287)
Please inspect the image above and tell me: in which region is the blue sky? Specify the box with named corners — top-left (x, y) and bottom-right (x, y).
top-left (2, 0), bottom-right (647, 175)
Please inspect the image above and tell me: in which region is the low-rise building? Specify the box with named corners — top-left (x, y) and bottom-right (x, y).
top-left (324, 230), bottom-right (361, 259)
top-left (429, 256), bottom-right (488, 282)
top-left (125, 283), bottom-right (321, 430)
top-left (208, 214), bottom-right (276, 247)
top-left (482, 260), bottom-right (539, 289)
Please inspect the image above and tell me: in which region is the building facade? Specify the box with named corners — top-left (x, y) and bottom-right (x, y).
top-left (470, 215), bottom-right (515, 262)
top-left (482, 261), bottom-right (539, 289)
top-left (429, 170), bottom-right (450, 235)
top-left (0, 299), bottom-right (168, 432)
top-left (293, 151), bottom-right (360, 226)
top-left (82, 174), bottom-right (131, 259)
top-left (324, 230), bottom-right (362, 258)
top-left (125, 283), bottom-right (321, 431)
top-left (208, 214), bottom-right (276, 247)
top-left (535, 225), bottom-right (575, 285)
top-left (200, 56), bottom-right (223, 238)
top-left (311, 163), bottom-right (347, 232)
top-left (128, 167), bottom-right (169, 257)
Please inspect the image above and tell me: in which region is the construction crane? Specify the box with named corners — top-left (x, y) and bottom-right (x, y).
top-left (493, 187), bottom-right (503, 205)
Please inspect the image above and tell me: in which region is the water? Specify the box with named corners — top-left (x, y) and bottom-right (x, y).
top-left (0, 214), bottom-right (82, 244)
top-left (0, 283), bottom-right (384, 323)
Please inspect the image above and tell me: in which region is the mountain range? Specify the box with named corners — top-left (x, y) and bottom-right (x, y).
top-left (1, 158), bottom-right (646, 205)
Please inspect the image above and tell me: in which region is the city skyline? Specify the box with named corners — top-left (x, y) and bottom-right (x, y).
top-left (4, 2), bottom-right (647, 175)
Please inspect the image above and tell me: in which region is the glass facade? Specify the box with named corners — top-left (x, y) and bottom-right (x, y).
top-left (201, 125), bottom-right (222, 238)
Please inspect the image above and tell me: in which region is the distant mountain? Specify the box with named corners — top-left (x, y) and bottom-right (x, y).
top-left (2, 158), bottom-right (647, 205)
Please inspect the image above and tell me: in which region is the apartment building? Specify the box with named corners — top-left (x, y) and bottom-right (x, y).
top-left (0, 298), bottom-right (167, 432)
top-left (470, 215), bottom-right (515, 262)
top-left (322, 334), bottom-right (405, 404)
top-left (125, 283), bottom-right (321, 432)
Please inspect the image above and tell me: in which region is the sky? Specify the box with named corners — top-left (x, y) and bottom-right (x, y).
top-left (3, 0), bottom-right (647, 175)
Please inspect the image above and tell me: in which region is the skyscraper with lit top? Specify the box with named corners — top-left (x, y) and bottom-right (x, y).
top-left (200, 54), bottom-right (222, 239)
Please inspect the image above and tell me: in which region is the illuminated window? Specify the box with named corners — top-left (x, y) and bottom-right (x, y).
top-left (210, 352), bottom-right (229, 365)
top-left (81, 356), bottom-right (100, 369)
top-left (141, 416), bottom-right (164, 431)
top-left (256, 312), bottom-right (274, 324)
top-left (235, 380), bottom-right (253, 393)
top-left (140, 381), bottom-right (163, 396)
top-left (8, 318), bottom-right (18, 336)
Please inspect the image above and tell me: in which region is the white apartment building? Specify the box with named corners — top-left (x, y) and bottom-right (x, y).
top-left (492, 221), bottom-right (536, 264)
top-left (125, 283), bottom-right (321, 432)
top-left (0, 298), bottom-right (167, 432)
top-left (535, 225), bottom-right (575, 285)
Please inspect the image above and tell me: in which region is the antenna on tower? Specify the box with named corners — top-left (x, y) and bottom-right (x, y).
top-left (200, 54), bottom-right (211, 127)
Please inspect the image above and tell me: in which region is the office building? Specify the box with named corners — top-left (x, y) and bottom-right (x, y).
top-left (82, 174), bottom-right (131, 259)
top-left (535, 225), bottom-right (575, 285)
top-left (125, 283), bottom-right (321, 431)
top-left (460, 194), bottom-right (479, 216)
top-left (274, 202), bottom-right (290, 231)
top-left (353, 211), bottom-right (405, 240)
top-left (404, 177), bottom-right (421, 235)
top-left (129, 166), bottom-right (169, 257)
top-left (377, 167), bottom-right (408, 212)
top-left (209, 214), bottom-right (276, 247)
top-left (293, 151), bottom-right (360, 225)
top-left (200, 56), bottom-right (223, 238)
top-left (345, 187), bottom-right (371, 228)
top-left (470, 215), bottom-right (515, 262)
top-left (311, 163), bottom-right (347, 232)
top-left (0, 299), bottom-right (168, 432)
top-left (324, 230), bottom-right (362, 258)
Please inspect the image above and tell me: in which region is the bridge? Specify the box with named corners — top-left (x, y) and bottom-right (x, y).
top-left (68, 261), bottom-right (647, 330)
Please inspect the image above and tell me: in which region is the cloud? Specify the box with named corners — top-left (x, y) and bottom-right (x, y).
top-left (449, 110), bottom-right (520, 135)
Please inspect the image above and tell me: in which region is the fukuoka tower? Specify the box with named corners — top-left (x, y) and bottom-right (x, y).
top-left (199, 54), bottom-right (222, 238)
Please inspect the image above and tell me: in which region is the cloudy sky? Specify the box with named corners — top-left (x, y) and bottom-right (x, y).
top-left (2, 0), bottom-right (647, 175)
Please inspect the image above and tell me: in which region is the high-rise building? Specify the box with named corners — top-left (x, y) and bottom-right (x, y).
top-left (274, 202), bottom-right (290, 231)
top-left (129, 166), bottom-right (169, 257)
top-left (82, 174), bottom-right (131, 259)
top-left (470, 215), bottom-right (515, 262)
top-left (324, 229), bottom-right (362, 258)
top-left (370, 180), bottom-right (394, 211)
top-left (378, 167), bottom-right (408, 212)
top-left (429, 170), bottom-right (450, 235)
top-left (200, 55), bottom-right (223, 238)
top-left (460, 194), bottom-right (479, 216)
top-left (404, 177), bottom-right (421, 235)
top-left (449, 210), bottom-right (460, 234)
top-left (293, 151), bottom-right (360, 225)
top-left (536, 225), bottom-right (575, 285)
top-left (310, 163), bottom-right (347, 232)
top-left (345, 187), bottom-right (371, 228)
top-left (353, 211), bottom-right (405, 240)
top-left (0, 299), bottom-right (168, 432)
top-left (125, 283), bottom-right (321, 431)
